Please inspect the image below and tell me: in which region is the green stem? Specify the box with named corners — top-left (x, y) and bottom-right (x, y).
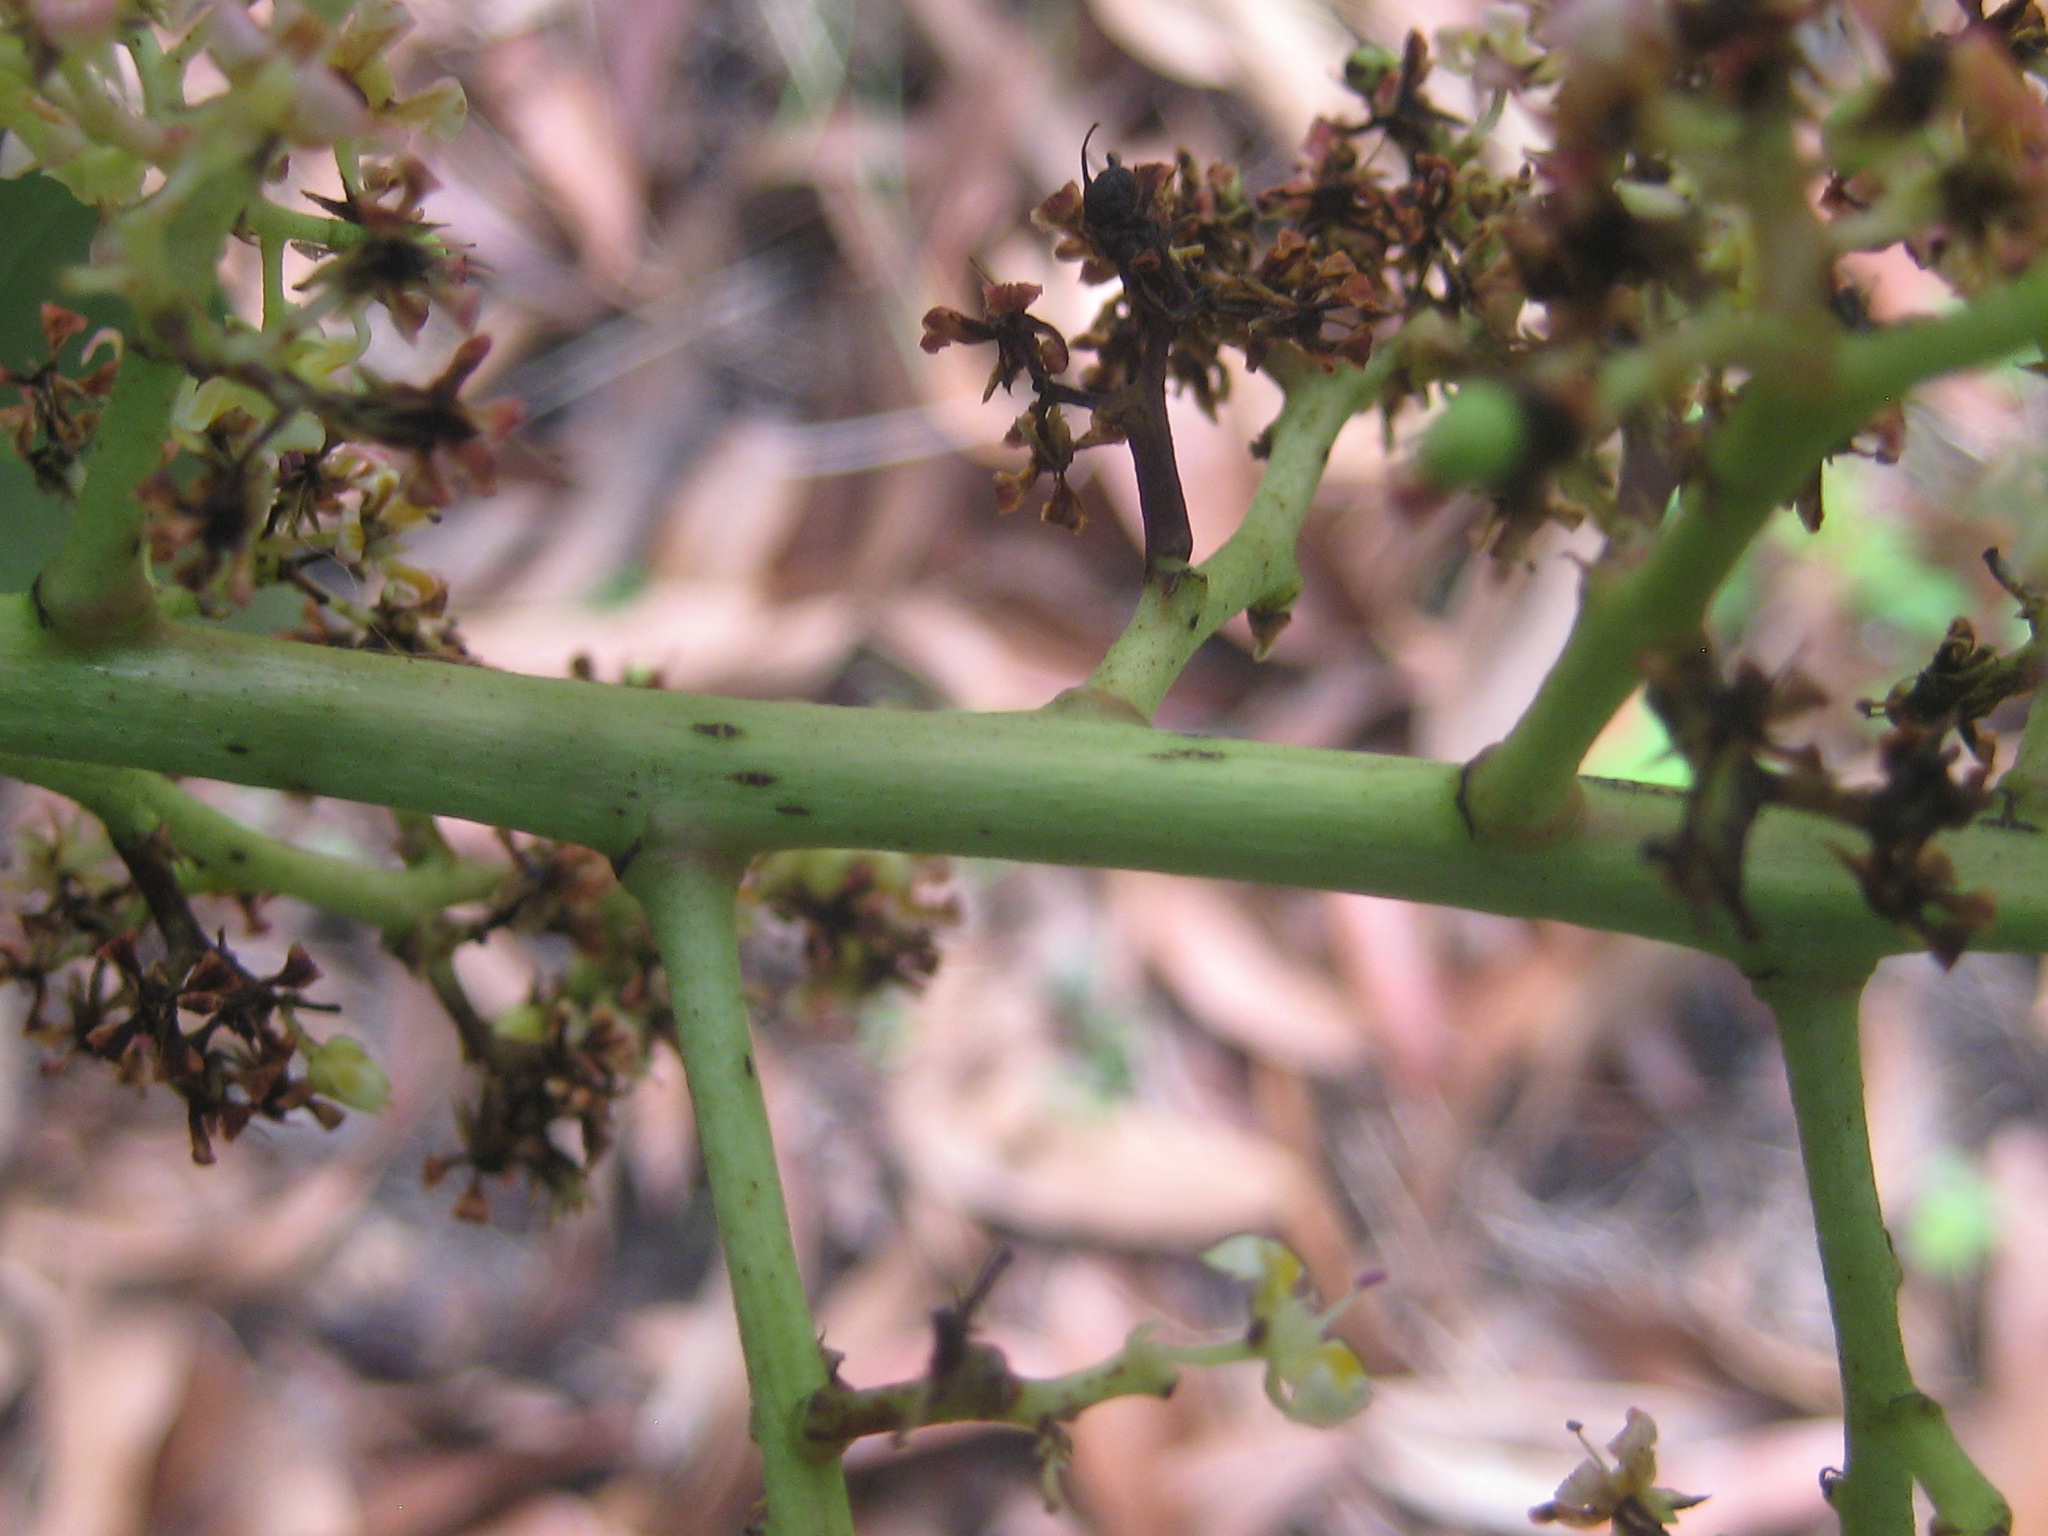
top-left (124, 30), bottom-right (182, 118)
top-left (259, 230), bottom-right (292, 335)
top-left (0, 611), bottom-right (2043, 966)
top-left (806, 1330), bottom-right (1192, 1447)
top-left (1077, 349), bottom-right (1395, 720)
top-left (240, 199), bottom-right (370, 254)
top-left (1463, 250), bottom-right (2048, 843)
top-left (0, 752), bottom-right (502, 931)
top-left (32, 349), bottom-right (184, 645)
top-left (1758, 975), bottom-right (2009, 1536)
top-left (1464, 107), bottom-right (1837, 842)
top-left (1457, 392), bottom-right (1802, 841)
top-left (623, 849), bottom-right (853, 1536)
top-left (2004, 686), bottom-right (2048, 817)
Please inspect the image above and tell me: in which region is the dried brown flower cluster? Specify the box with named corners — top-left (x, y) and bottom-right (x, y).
top-left (932, 0), bottom-right (2048, 572)
top-left (0, 304), bottom-right (122, 499)
top-left (0, 815), bottom-right (366, 1163)
top-left (1645, 551), bottom-right (2046, 963)
top-left (402, 838), bottom-right (958, 1218)
top-left (745, 849), bottom-right (960, 1027)
top-left (924, 38), bottom-right (1538, 563)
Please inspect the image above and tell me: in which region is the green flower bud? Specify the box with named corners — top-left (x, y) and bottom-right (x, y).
top-left (304, 1034), bottom-right (391, 1113)
top-left (1344, 42), bottom-right (1402, 97)
top-left (492, 1002), bottom-right (549, 1043)
top-left (1417, 380), bottom-right (1530, 491)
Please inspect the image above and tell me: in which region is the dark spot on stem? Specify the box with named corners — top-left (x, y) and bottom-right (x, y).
top-left (775, 803), bottom-right (812, 816)
top-left (223, 743), bottom-right (250, 756)
top-left (1584, 774), bottom-right (1683, 800)
top-left (610, 837), bottom-right (644, 879)
top-left (1187, 615), bottom-right (1200, 631)
top-left (742, 1053), bottom-right (756, 1078)
top-left (27, 577), bottom-right (51, 631)
top-left (230, 850), bottom-right (247, 863)
top-left (694, 721), bottom-right (742, 739)
top-left (1453, 757), bottom-right (1481, 838)
top-left (731, 771), bottom-right (778, 787)
top-left (1150, 747), bottom-right (1227, 762)
top-left (1978, 784), bottom-right (2041, 833)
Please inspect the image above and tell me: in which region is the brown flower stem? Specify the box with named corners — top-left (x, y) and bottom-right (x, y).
top-left (625, 848), bottom-right (854, 1536)
top-left (1759, 974), bottom-right (2009, 1536)
top-left (1129, 320), bottom-right (1193, 572)
top-left (108, 824), bottom-right (210, 976)
top-left (422, 954), bottom-right (505, 1068)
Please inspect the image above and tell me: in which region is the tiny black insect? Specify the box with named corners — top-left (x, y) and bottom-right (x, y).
top-left (1080, 124), bottom-right (1161, 271)
top-left (1081, 124), bottom-right (1142, 233)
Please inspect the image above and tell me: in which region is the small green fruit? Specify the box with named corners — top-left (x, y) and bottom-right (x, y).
top-left (1417, 381), bottom-right (1529, 491)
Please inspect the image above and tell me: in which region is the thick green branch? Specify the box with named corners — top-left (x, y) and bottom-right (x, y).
top-left (624, 849), bottom-right (853, 1536)
top-left (1078, 348), bottom-right (1396, 720)
top-left (8, 610), bottom-right (2048, 969)
top-left (1759, 976), bottom-right (2009, 1536)
top-left (0, 752), bottom-right (503, 931)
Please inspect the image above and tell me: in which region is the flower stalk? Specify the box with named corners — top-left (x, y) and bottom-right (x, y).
top-left (623, 848), bottom-right (854, 1536)
top-left (30, 348), bottom-right (184, 645)
top-left (1758, 975), bottom-right (2009, 1536)
top-left (1078, 346), bottom-right (1399, 720)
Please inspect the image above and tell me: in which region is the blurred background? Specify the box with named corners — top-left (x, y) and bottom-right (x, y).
top-left (8, 0), bottom-right (2048, 1532)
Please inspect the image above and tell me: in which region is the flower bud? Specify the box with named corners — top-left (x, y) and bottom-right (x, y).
top-left (305, 1034), bottom-right (392, 1112)
top-left (1417, 380), bottom-right (1529, 491)
top-left (492, 1002), bottom-right (549, 1043)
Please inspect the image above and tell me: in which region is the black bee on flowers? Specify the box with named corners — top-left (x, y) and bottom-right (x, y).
top-left (1080, 125), bottom-right (1191, 311)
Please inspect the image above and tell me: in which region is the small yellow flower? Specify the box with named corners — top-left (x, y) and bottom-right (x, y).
top-left (1531, 1410), bottom-right (1707, 1535)
top-left (1202, 1235), bottom-right (1373, 1428)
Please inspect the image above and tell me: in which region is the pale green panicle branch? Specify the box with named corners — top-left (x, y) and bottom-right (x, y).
top-left (0, 753), bottom-right (503, 931)
top-left (30, 349), bottom-right (184, 645)
top-left (1758, 975), bottom-right (2009, 1536)
top-left (1074, 346), bottom-right (1398, 721)
top-left (623, 846), bottom-right (856, 1536)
